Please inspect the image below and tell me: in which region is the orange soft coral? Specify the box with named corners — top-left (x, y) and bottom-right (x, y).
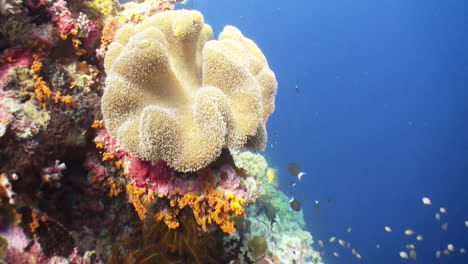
top-left (101, 18), bottom-right (122, 50)
top-left (126, 183), bottom-right (148, 220)
top-left (178, 189), bottom-right (246, 235)
top-left (108, 177), bottom-right (121, 197)
top-left (126, 183), bottom-right (157, 220)
top-left (91, 120), bottom-right (104, 129)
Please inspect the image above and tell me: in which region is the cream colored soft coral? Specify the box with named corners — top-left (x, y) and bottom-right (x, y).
top-left (102, 10), bottom-right (277, 172)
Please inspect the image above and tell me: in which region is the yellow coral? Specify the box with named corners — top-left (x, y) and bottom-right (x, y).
top-left (102, 10), bottom-right (277, 172)
top-left (91, 120), bottom-right (104, 129)
top-left (108, 177), bottom-right (121, 197)
top-left (29, 211), bottom-right (40, 233)
top-left (102, 152), bottom-right (115, 162)
top-left (60, 95), bottom-right (75, 108)
top-left (86, 0), bottom-right (117, 18)
top-left (31, 60), bottom-right (42, 74)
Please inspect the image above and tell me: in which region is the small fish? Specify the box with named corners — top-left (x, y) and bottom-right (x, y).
top-left (329, 237), bottom-right (336, 243)
top-left (347, 227), bottom-right (352, 233)
top-left (384, 226), bottom-right (392, 232)
top-left (406, 244), bottom-right (415, 250)
top-left (288, 163), bottom-right (301, 176)
top-left (314, 200), bottom-right (320, 210)
top-left (290, 181), bottom-right (297, 187)
top-left (175, 0), bottom-right (194, 9)
top-left (297, 171), bottom-right (306, 180)
top-left (333, 252), bottom-right (339, 257)
top-left (440, 207), bottom-right (447, 214)
top-left (295, 85), bottom-right (300, 94)
top-left (404, 229), bottom-right (414, 236)
top-left (443, 249), bottom-right (449, 255)
top-left (465, 220), bottom-right (468, 228)
top-left (421, 197), bottom-right (432, 205)
top-left (436, 250), bottom-right (441, 258)
top-left (460, 248), bottom-right (466, 254)
top-left (347, 242), bottom-right (351, 248)
top-left (376, 244), bottom-right (380, 249)
top-left (399, 251), bottom-right (408, 259)
top-left (290, 199), bottom-right (301, 211)
top-left (416, 235), bottom-right (423, 241)
top-left (447, 244), bottom-right (454, 252)
top-left (338, 239), bottom-right (345, 247)
top-left (287, 163), bottom-right (306, 180)
top-left (351, 249), bottom-right (357, 255)
top-left (409, 249), bottom-right (417, 260)
top-left (356, 253), bottom-right (362, 259)
top-left (441, 222), bottom-right (448, 231)
top-left (435, 213), bottom-right (441, 221)
top-left (318, 240), bottom-right (324, 247)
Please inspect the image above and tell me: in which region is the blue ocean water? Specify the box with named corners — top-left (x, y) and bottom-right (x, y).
top-left (197, 0), bottom-right (468, 263)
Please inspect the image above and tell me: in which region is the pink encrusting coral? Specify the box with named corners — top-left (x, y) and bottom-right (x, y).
top-left (47, 0), bottom-right (76, 35)
top-left (96, 129), bottom-right (128, 160)
top-left (218, 164), bottom-right (248, 199)
top-left (0, 225), bottom-right (29, 251)
top-left (83, 155), bottom-right (109, 182)
top-left (129, 158), bottom-right (173, 192)
top-left (129, 157), bottom-right (247, 199)
top-left (0, 49), bottom-right (33, 83)
top-left (5, 240), bottom-right (99, 264)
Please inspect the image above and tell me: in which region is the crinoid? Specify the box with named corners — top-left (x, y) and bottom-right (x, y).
top-left (111, 208), bottom-right (227, 264)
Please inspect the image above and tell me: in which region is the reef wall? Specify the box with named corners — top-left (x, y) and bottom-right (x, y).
top-left (0, 1), bottom-right (322, 263)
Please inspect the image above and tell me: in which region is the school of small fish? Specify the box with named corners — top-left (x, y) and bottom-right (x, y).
top-left (283, 161), bottom-right (467, 263)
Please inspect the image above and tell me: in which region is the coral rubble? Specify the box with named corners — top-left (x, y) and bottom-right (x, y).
top-left (0, 1), bottom-right (321, 264)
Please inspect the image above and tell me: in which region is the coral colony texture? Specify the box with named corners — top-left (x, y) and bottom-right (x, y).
top-left (0, 0), bottom-right (322, 263)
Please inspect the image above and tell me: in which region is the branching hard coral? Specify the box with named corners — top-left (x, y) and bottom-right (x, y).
top-left (102, 10), bottom-right (277, 172)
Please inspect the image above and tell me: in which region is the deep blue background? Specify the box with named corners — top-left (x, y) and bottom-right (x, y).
top-left (194, 0), bottom-right (468, 263)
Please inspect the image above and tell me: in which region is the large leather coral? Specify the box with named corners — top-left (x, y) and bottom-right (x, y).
top-left (102, 10), bottom-right (277, 172)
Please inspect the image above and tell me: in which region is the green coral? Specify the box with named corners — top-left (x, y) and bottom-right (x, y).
top-left (231, 150), bottom-right (268, 179)
top-left (0, 16), bottom-right (34, 47)
top-left (1, 97), bottom-right (50, 139)
top-left (85, 0), bottom-right (120, 19)
top-left (0, 235), bottom-right (7, 261)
